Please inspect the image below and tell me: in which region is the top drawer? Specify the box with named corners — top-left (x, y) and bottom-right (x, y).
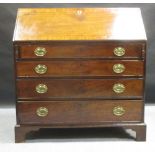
top-left (16, 42), bottom-right (145, 59)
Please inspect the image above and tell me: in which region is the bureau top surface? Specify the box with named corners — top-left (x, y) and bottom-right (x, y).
top-left (13, 8), bottom-right (146, 42)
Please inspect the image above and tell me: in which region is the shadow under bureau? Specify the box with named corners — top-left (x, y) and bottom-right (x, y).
top-left (13, 8), bottom-right (147, 142)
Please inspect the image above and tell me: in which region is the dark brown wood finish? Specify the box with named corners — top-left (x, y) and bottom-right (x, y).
top-left (16, 60), bottom-right (144, 77)
top-left (15, 124), bottom-right (146, 142)
top-left (13, 8), bottom-right (147, 142)
top-left (18, 42), bottom-right (144, 59)
top-left (17, 100), bottom-right (143, 125)
top-left (17, 79), bottom-right (143, 99)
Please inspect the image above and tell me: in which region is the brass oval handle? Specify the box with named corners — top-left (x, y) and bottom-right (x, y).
top-left (34, 47), bottom-right (47, 56)
top-left (113, 64), bottom-right (125, 74)
top-left (113, 106), bottom-right (125, 116)
top-left (35, 64), bottom-right (47, 74)
top-left (113, 83), bottom-right (125, 94)
top-left (113, 47), bottom-right (125, 56)
top-left (36, 84), bottom-right (48, 94)
top-left (36, 107), bottom-right (48, 117)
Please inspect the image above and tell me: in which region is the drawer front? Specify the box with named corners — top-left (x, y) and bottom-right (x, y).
top-left (17, 79), bottom-right (143, 99)
top-left (16, 60), bottom-right (144, 77)
top-left (17, 100), bottom-right (143, 125)
top-left (18, 42), bottom-right (144, 59)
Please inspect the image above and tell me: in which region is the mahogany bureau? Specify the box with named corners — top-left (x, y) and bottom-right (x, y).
top-left (13, 8), bottom-right (147, 142)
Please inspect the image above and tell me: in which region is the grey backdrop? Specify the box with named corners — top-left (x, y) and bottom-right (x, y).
top-left (0, 3), bottom-right (154, 106)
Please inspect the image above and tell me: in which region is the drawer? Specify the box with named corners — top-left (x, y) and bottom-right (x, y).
top-left (17, 42), bottom-right (144, 59)
top-left (16, 60), bottom-right (144, 77)
top-left (17, 79), bottom-right (143, 99)
top-left (17, 100), bottom-right (143, 125)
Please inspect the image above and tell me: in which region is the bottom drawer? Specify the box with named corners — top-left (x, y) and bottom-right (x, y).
top-left (17, 100), bottom-right (143, 125)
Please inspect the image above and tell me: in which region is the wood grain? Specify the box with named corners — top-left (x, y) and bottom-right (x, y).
top-left (16, 60), bottom-right (144, 77)
top-left (17, 100), bottom-right (143, 125)
top-left (13, 8), bottom-right (147, 142)
top-left (13, 8), bottom-right (146, 41)
top-left (17, 79), bottom-right (143, 99)
top-left (18, 42), bottom-right (144, 59)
